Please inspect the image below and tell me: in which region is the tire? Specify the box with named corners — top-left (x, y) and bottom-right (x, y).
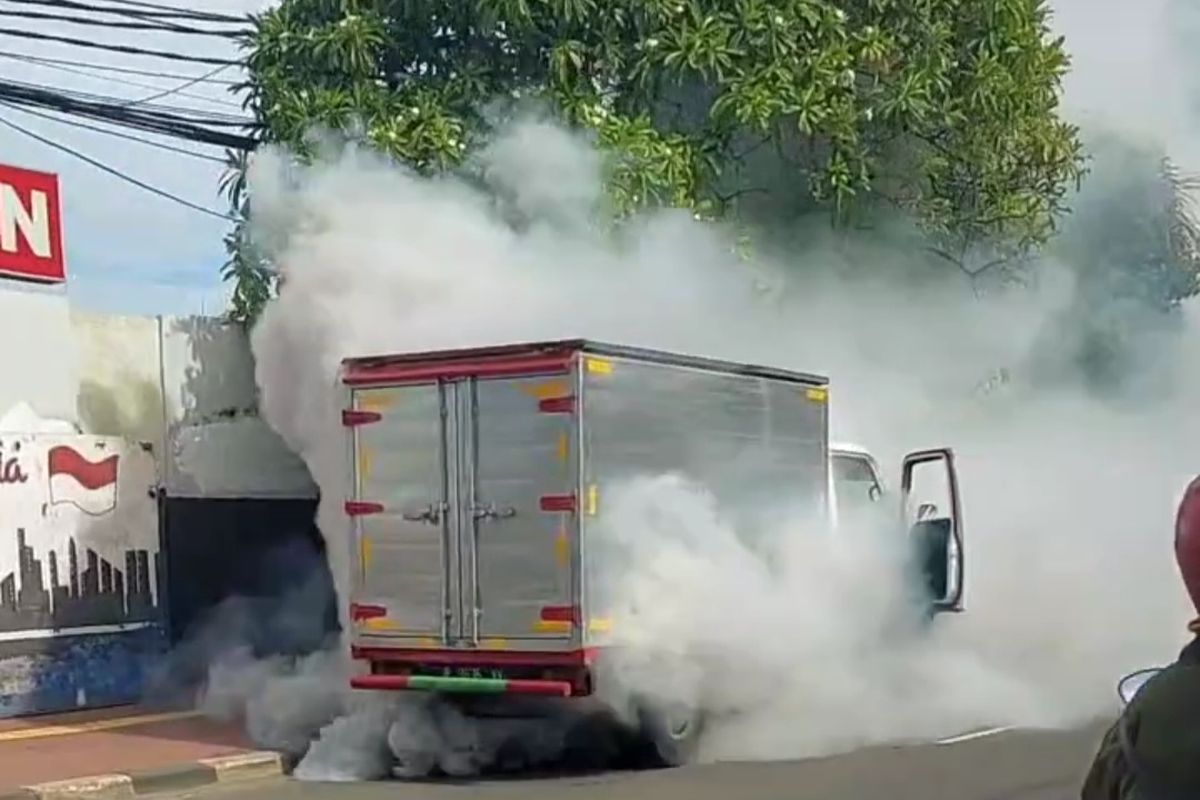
top-left (635, 700), bottom-right (705, 768)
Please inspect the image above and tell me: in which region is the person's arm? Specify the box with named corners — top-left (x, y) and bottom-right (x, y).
top-left (1080, 719), bottom-right (1136, 800)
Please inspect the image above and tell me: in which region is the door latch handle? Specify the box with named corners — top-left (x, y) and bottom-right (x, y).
top-left (402, 503), bottom-right (445, 524)
top-left (472, 503), bottom-right (517, 520)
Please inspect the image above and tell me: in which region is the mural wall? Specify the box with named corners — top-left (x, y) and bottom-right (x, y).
top-left (0, 432), bottom-right (160, 717)
top-left (1, 162), bottom-right (323, 716)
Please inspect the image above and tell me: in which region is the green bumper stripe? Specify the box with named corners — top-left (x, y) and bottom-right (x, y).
top-left (406, 675), bottom-right (509, 693)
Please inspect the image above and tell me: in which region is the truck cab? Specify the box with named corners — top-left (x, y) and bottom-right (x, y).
top-left (829, 441), bottom-right (885, 526)
top-left (830, 441), bottom-right (964, 614)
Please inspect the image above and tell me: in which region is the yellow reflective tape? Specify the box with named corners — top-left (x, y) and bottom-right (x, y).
top-left (418, 637), bottom-right (439, 647)
top-left (588, 617), bottom-right (613, 634)
top-left (358, 390), bottom-right (398, 412)
top-left (554, 524), bottom-right (570, 568)
top-left (358, 441), bottom-right (374, 482)
top-left (586, 484), bottom-right (598, 516)
top-left (534, 620), bottom-right (571, 634)
top-left (805, 387), bottom-right (828, 403)
top-left (556, 432), bottom-right (569, 463)
top-left (585, 357), bottom-right (613, 376)
top-left (521, 380), bottom-right (569, 400)
top-left (360, 535), bottom-right (373, 571)
top-left (480, 638), bottom-right (509, 650)
top-left (361, 617), bottom-right (402, 632)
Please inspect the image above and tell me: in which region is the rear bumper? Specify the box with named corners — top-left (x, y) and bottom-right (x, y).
top-left (350, 645), bottom-right (598, 698)
top-left (350, 674), bottom-right (574, 697)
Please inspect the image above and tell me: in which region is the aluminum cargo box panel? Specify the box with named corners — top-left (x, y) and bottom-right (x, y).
top-left (579, 357), bottom-right (828, 636)
top-left (349, 384), bottom-right (455, 639)
top-left (470, 376), bottom-right (577, 641)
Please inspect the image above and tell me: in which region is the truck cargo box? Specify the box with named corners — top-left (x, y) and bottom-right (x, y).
top-left (339, 341), bottom-right (831, 683)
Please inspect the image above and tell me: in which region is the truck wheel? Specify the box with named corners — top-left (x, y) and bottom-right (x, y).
top-left (635, 701), bottom-right (704, 768)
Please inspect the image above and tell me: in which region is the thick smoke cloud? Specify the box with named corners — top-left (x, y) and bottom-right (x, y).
top-left (184, 0), bottom-right (1200, 773)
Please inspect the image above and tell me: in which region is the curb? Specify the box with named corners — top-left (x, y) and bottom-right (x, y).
top-left (0, 752), bottom-right (286, 800)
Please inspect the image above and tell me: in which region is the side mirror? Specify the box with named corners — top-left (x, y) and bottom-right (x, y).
top-left (901, 448), bottom-right (964, 612)
top-left (1118, 668), bottom-right (1162, 706)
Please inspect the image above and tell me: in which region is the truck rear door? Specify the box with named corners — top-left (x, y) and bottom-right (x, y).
top-left (344, 359), bottom-right (578, 651)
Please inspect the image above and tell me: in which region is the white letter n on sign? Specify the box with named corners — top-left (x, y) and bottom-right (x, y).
top-left (0, 182), bottom-right (52, 258)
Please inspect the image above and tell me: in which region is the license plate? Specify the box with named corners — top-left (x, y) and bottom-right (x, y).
top-left (441, 666), bottom-right (505, 680)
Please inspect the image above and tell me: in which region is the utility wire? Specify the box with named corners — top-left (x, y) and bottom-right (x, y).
top-left (0, 7), bottom-right (248, 36)
top-left (0, 77), bottom-right (251, 124)
top-left (0, 112), bottom-right (236, 220)
top-left (0, 100), bottom-right (227, 163)
top-left (0, 52), bottom-right (242, 108)
top-left (0, 52), bottom-right (241, 84)
top-left (3, 0), bottom-right (248, 24)
top-left (0, 26), bottom-right (243, 64)
top-left (119, 63), bottom-right (233, 107)
top-left (65, 0), bottom-right (247, 23)
top-left (0, 79), bottom-right (259, 149)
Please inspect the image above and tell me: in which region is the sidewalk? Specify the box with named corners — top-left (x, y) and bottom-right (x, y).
top-left (0, 706), bottom-right (273, 794)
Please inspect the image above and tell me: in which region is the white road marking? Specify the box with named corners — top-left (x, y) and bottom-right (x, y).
top-left (936, 726), bottom-right (1014, 746)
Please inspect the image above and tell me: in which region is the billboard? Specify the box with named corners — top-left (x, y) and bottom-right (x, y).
top-left (0, 163), bottom-right (65, 284)
top-left (0, 433), bottom-right (160, 716)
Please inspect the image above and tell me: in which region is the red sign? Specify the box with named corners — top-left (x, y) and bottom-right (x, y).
top-left (0, 163), bottom-right (65, 284)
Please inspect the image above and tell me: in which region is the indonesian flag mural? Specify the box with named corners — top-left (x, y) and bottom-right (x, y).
top-left (47, 445), bottom-right (119, 516)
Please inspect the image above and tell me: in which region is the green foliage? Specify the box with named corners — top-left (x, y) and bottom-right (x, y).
top-left (223, 0), bottom-right (1086, 321)
top-left (1033, 134), bottom-right (1200, 392)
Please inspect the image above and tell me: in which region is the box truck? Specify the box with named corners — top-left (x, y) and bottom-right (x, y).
top-left (339, 340), bottom-right (964, 766)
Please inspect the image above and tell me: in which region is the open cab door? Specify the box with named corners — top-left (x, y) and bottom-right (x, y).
top-left (900, 448), bottom-right (964, 613)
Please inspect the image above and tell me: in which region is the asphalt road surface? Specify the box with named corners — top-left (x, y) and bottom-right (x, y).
top-left (189, 723), bottom-right (1109, 800)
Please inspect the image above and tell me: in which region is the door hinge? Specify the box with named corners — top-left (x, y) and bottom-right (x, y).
top-left (539, 494), bottom-right (577, 513)
top-left (345, 501), bottom-right (385, 517)
top-left (342, 410), bottom-right (382, 427)
top-left (537, 395), bottom-right (576, 414)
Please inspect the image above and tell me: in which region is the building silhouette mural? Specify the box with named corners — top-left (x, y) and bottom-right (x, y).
top-left (0, 527), bottom-right (158, 633)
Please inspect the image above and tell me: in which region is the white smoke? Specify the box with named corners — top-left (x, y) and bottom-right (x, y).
top-left (196, 110), bottom-right (1200, 777)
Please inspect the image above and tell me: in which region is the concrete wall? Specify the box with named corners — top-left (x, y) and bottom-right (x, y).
top-left (70, 311), bottom-right (315, 499)
top-left (72, 310), bottom-right (161, 451)
top-left (158, 316), bottom-right (313, 499)
top-left (0, 283), bottom-right (77, 425)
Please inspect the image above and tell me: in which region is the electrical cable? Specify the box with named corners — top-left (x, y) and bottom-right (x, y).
top-left (0, 7), bottom-right (248, 36)
top-left (0, 79), bottom-right (259, 149)
top-left (0, 53), bottom-right (242, 108)
top-left (0, 99), bottom-right (228, 162)
top-left (118, 63), bottom-right (233, 107)
top-left (0, 52), bottom-right (240, 84)
top-left (0, 111), bottom-right (236, 220)
top-left (63, 0), bottom-right (247, 23)
top-left (2, 0), bottom-right (246, 24)
top-left (0, 26), bottom-right (243, 64)
top-left (0, 77), bottom-right (253, 125)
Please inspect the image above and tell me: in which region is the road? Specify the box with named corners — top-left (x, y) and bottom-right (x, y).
top-left (187, 724), bottom-right (1107, 800)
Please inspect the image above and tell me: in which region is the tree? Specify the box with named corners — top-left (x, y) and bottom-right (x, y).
top-left (1029, 133), bottom-right (1200, 393)
top-left (224, 0), bottom-right (1086, 321)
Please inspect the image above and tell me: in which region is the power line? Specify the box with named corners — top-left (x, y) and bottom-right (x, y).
top-left (0, 7), bottom-right (248, 36)
top-left (0, 112), bottom-right (236, 220)
top-left (0, 26), bottom-right (243, 64)
top-left (0, 100), bottom-right (227, 163)
top-left (0, 77), bottom-right (251, 125)
top-left (119, 63), bottom-right (234, 107)
top-left (3, 0), bottom-right (246, 24)
top-left (0, 52), bottom-right (243, 108)
top-left (0, 52), bottom-right (240, 84)
top-left (66, 0), bottom-right (247, 23)
top-left (0, 79), bottom-right (259, 149)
